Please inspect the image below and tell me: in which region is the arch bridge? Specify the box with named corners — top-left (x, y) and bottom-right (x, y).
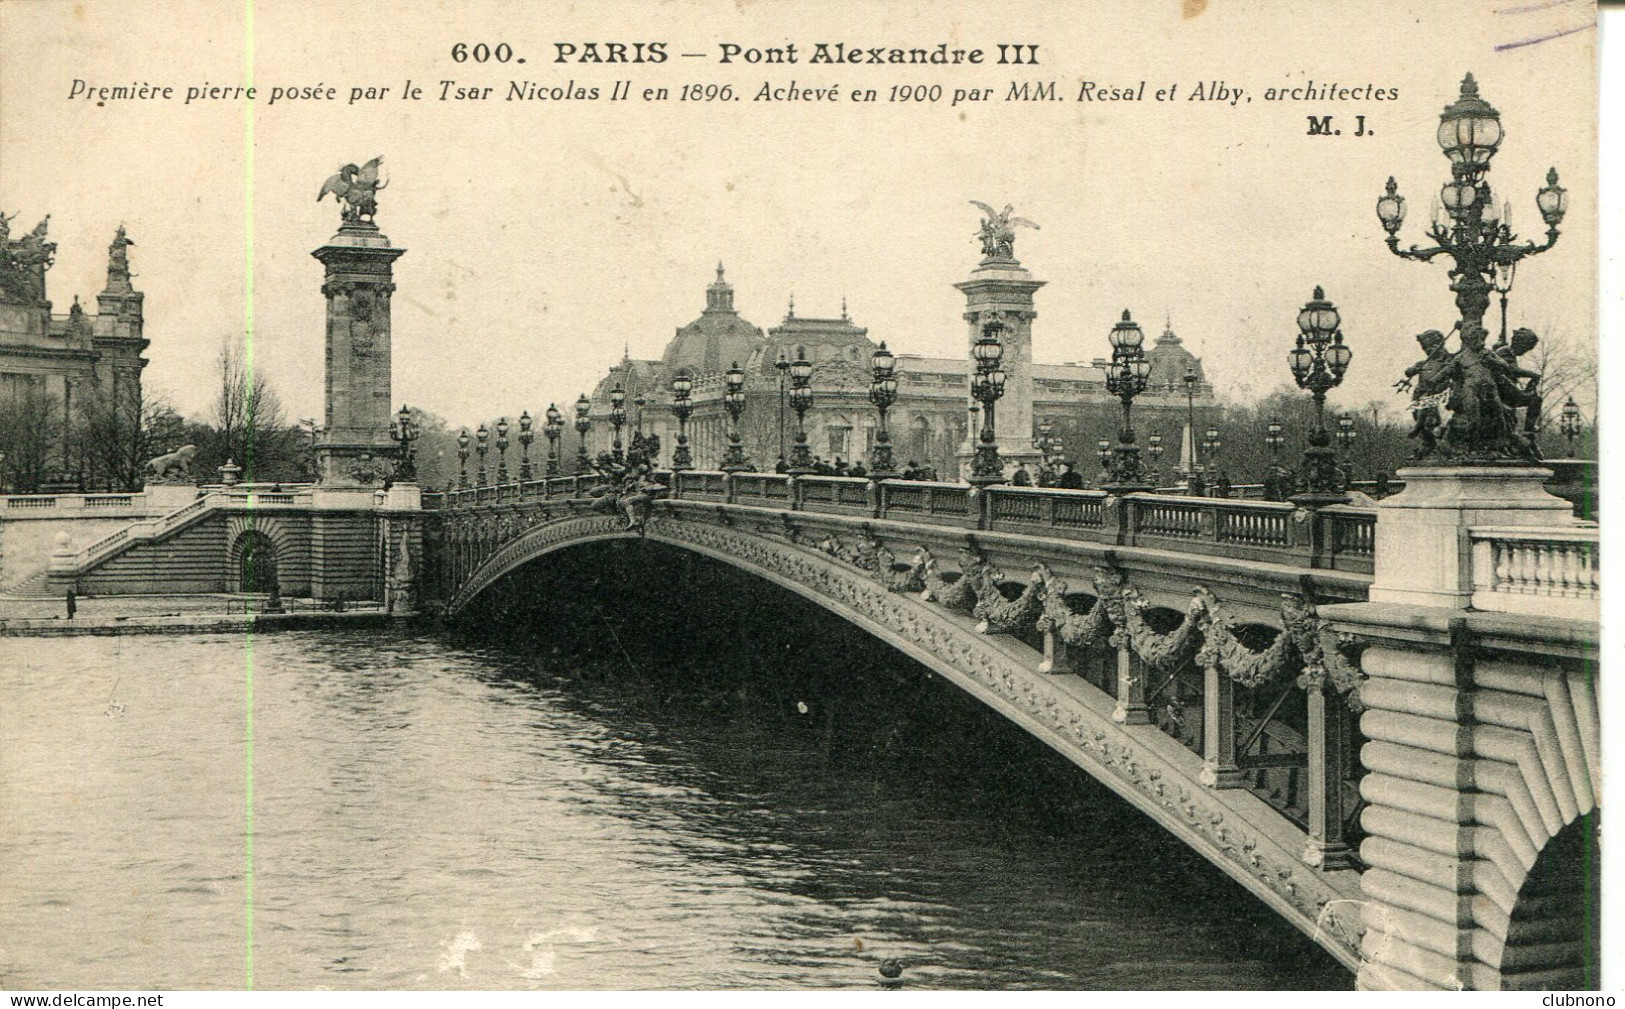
top-left (422, 469), bottom-right (1600, 992)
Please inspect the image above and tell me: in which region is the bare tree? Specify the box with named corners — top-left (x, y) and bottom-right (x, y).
top-left (206, 337), bottom-right (302, 481)
top-left (77, 382), bottom-right (183, 491)
top-left (0, 382), bottom-right (59, 493)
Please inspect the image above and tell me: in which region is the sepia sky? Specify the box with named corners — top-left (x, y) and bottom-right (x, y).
top-left (0, 0), bottom-right (1597, 428)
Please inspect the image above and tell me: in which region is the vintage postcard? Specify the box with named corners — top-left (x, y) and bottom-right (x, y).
top-left (0, 0), bottom-right (1602, 996)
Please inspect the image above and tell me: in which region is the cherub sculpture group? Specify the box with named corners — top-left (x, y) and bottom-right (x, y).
top-left (1397, 321), bottom-right (1545, 462)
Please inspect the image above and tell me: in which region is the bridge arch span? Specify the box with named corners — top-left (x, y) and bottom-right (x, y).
top-left (444, 508), bottom-right (1365, 971)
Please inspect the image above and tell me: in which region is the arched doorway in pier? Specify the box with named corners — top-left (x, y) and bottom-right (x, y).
top-left (234, 530), bottom-right (280, 594)
top-left (1500, 811), bottom-right (1601, 990)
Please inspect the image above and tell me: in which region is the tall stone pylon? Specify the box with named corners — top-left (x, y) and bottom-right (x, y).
top-left (311, 162), bottom-right (405, 485)
top-left (956, 204), bottom-right (1045, 477)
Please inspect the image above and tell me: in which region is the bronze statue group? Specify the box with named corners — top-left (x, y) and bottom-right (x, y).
top-left (1398, 321), bottom-right (1545, 462)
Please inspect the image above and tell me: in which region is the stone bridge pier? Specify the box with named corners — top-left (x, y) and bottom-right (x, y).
top-left (1322, 468), bottom-right (1600, 990)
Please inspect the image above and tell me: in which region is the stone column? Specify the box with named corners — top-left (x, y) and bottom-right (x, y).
top-left (312, 221), bottom-right (406, 486)
top-left (1112, 645), bottom-right (1150, 725)
top-left (955, 258), bottom-right (1045, 477)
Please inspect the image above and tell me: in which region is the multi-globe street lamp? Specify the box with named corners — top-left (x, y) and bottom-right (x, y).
top-left (517, 410), bottom-right (535, 481)
top-left (786, 351), bottom-right (815, 475)
top-left (474, 423), bottom-right (489, 487)
top-left (456, 428), bottom-right (470, 489)
top-left (608, 385), bottom-right (627, 463)
top-left (1559, 397), bottom-right (1583, 458)
top-left (544, 403), bottom-right (563, 477)
top-left (868, 341), bottom-right (899, 478)
top-left (1102, 309), bottom-right (1154, 493)
top-left (573, 394), bottom-right (592, 472)
top-left (1287, 286), bottom-right (1353, 505)
top-left (721, 361), bottom-right (752, 473)
top-left (967, 317), bottom-right (1009, 486)
top-left (1376, 73), bottom-right (1568, 421)
top-left (494, 416), bottom-right (511, 484)
top-left (670, 372), bottom-right (694, 471)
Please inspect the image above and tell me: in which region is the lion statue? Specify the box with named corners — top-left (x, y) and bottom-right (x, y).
top-left (144, 444), bottom-right (197, 483)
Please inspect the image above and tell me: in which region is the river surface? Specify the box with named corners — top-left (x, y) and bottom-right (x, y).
top-left (0, 620), bottom-right (1350, 990)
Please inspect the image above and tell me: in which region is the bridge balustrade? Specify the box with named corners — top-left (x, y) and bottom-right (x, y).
top-left (731, 473), bottom-right (792, 508)
top-left (425, 471), bottom-right (1378, 574)
top-left (876, 480), bottom-right (974, 525)
top-left (794, 476), bottom-right (873, 516)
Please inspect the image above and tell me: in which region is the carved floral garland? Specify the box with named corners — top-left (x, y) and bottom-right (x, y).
top-left (1034, 564), bottom-right (1115, 650)
top-left (918, 545), bottom-right (985, 612)
top-left (974, 565), bottom-right (1045, 635)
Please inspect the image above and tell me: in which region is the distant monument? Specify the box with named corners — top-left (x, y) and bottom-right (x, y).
top-left (957, 202), bottom-right (1044, 477)
top-left (311, 157), bottom-right (404, 485)
top-left (970, 200), bottom-right (1039, 264)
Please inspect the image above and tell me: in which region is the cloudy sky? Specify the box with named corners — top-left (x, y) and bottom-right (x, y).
top-left (0, 0), bottom-right (1596, 428)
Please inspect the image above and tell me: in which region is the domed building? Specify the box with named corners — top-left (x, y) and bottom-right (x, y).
top-left (1144, 319), bottom-right (1208, 392)
top-left (663, 263), bottom-right (765, 376)
top-left (582, 261), bottom-right (1216, 481)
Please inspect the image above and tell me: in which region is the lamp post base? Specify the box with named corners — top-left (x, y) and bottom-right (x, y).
top-left (868, 435), bottom-right (897, 480)
top-left (721, 447), bottom-right (750, 473)
top-left (968, 440), bottom-right (1005, 486)
top-left (1291, 444), bottom-right (1350, 507)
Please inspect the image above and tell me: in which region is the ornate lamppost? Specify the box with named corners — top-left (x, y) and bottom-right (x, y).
top-left (1336, 413), bottom-right (1357, 485)
top-left (670, 372), bottom-right (694, 471)
top-left (786, 351), bottom-right (815, 474)
top-left (494, 416), bottom-right (510, 484)
top-left (868, 341), bottom-right (898, 479)
top-left (1102, 309), bottom-right (1154, 493)
top-left (1493, 260), bottom-right (1517, 346)
top-left (1183, 364), bottom-right (1201, 481)
top-left (721, 361), bottom-right (752, 473)
top-left (1203, 425), bottom-right (1222, 463)
top-left (633, 392), bottom-right (647, 436)
top-left (474, 423), bottom-right (489, 487)
top-left (608, 385), bottom-right (627, 463)
top-left (1287, 286), bottom-right (1353, 505)
top-left (774, 349), bottom-right (791, 469)
top-left (1263, 416), bottom-right (1287, 501)
top-left (456, 428), bottom-right (471, 489)
top-left (1377, 74), bottom-right (1567, 344)
top-left (1559, 397), bottom-right (1583, 458)
top-left (574, 394), bottom-right (591, 472)
top-left (967, 318), bottom-right (1008, 486)
top-left (390, 404), bottom-right (419, 483)
top-left (1147, 432), bottom-right (1164, 484)
top-left (544, 403), bottom-right (563, 477)
top-left (1095, 438), bottom-right (1111, 472)
top-left (517, 410), bottom-right (535, 481)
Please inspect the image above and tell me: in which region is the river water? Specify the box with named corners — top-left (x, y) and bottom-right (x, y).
top-left (0, 547), bottom-right (1349, 990)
